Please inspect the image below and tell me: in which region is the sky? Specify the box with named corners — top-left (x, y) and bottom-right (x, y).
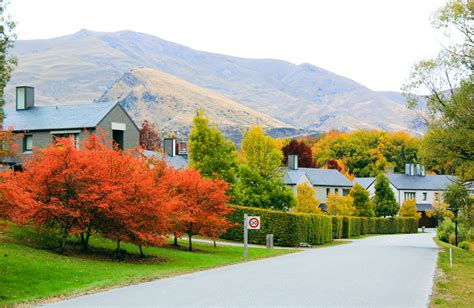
top-left (7, 0), bottom-right (448, 92)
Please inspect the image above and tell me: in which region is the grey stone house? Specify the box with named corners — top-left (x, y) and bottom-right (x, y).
top-left (2, 86), bottom-right (139, 167)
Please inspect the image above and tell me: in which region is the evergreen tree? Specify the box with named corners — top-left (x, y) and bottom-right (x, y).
top-left (350, 183), bottom-right (374, 217)
top-left (373, 173), bottom-right (399, 217)
top-left (294, 183), bottom-right (321, 214)
top-left (188, 111), bottom-right (238, 183)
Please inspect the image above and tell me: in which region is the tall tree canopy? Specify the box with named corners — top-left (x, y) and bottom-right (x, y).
top-left (240, 126), bottom-right (282, 179)
top-left (281, 139), bottom-right (316, 168)
top-left (0, 0), bottom-right (17, 121)
top-left (139, 120), bottom-right (162, 150)
top-left (294, 183), bottom-right (321, 214)
top-left (402, 0), bottom-right (473, 181)
top-left (312, 130), bottom-right (420, 177)
top-left (188, 111), bottom-right (238, 183)
top-left (350, 183), bottom-right (374, 217)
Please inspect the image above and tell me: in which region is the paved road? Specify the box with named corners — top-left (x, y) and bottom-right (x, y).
top-left (47, 232), bottom-right (438, 307)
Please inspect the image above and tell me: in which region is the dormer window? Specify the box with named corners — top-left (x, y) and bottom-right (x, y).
top-left (16, 86), bottom-right (35, 111)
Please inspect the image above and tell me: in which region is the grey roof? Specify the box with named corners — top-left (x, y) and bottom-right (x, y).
top-left (3, 101), bottom-right (118, 131)
top-left (416, 204), bottom-right (433, 212)
top-left (387, 173), bottom-right (455, 190)
top-left (283, 167), bottom-right (353, 187)
top-left (283, 169), bottom-right (307, 185)
top-left (353, 177), bottom-right (375, 189)
top-left (142, 150), bottom-right (188, 170)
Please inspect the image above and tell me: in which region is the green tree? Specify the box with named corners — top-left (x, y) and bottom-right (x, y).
top-left (0, 0), bottom-right (17, 121)
top-left (294, 183), bottom-right (321, 214)
top-left (350, 183), bottom-right (374, 217)
top-left (373, 173), bottom-right (399, 217)
top-left (399, 199), bottom-right (421, 219)
top-left (240, 126), bottom-right (282, 179)
top-left (188, 111), bottom-right (238, 183)
top-left (402, 0), bottom-right (473, 181)
top-left (444, 181), bottom-right (473, 230)
top-left (231, 165), bottom-right (295, 211)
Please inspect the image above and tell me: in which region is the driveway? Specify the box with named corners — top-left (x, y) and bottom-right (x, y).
top-left (47, 231), bottom-right (438, 307)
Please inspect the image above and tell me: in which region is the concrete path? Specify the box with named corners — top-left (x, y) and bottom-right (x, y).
top-left (47, 231), bottom-right (438, 307)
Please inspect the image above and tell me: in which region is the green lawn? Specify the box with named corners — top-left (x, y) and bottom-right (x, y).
top-left (431, 238), bottom-right (474, 307)
top-left (0, 226), bottom-right (296, 306)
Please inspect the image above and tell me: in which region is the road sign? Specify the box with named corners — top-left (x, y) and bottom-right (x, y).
top-left (247, 216), bottom-right (261, 230)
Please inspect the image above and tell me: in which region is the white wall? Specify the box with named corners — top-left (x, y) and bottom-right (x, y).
top-left (367, 182), bottom-right (445, 205)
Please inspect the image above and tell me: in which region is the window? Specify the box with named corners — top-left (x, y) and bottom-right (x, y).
top-left (343, 189), bottom-right (350, 196)
top-left (326, 188), bottom-right (330, 196)
top-left (335, 188), bottom-right (339, 195)
top-left (434, 192), bottom-right (441, 201)
top-left (113, 130), bottom-right (124, 150)
top-left (23, 135), bottom-right (32, 152)
top-left (52, 133), bottom-right (79, 147)
top-left (423, 192), bottom-right (427, 201)
top-left (404, 192), bottom-right (416, 201)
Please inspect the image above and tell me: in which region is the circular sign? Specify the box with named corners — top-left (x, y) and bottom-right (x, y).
top-left (249, 217), bottom-right (260, 229)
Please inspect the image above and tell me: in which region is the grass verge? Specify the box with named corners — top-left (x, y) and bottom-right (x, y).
top-left (0, 226), bottom-right (296, 306)
top-left (430, 237), bottom-right (474, 307)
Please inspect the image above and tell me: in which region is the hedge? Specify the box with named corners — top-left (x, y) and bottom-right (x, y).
top-left (332, 216), bottom-right (343, 239)
top-left (342, 217), bottom-right (361, 238)
top-left (366, 217), bottom-right (418, 235)
top-left (222, 205), bottom-right (333, 247)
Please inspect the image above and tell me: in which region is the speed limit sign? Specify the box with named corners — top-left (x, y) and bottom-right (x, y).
top-left (247, 216), bottom-right (261, 230)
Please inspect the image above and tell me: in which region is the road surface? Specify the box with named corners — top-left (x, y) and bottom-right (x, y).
top-left (47, 231), bottom-right (438, 307)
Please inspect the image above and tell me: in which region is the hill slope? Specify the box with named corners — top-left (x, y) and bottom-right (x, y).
top-left (97, 67), bottom-right (291, 136)
top-left (6, 29), bottom-right (421, 133)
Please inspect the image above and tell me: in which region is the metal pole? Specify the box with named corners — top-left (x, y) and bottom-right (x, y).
top-left (243, 214), bottom-right (248, 259)
top-left (450, 248), bottom-right (452, 268)
top-left (455, 214), bottom-right (458, 247)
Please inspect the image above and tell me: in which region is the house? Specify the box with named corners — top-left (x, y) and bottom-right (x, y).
top-left (143, 138), bottom-right (188, 170)
top-left (283, 155), bottom-right (353, 210)
top-left (142, 137), bottom-right (188, 170)
top-left (355, 164), bottom-right (455, 227)
top-left (2, 86), bottom-right (139, 168)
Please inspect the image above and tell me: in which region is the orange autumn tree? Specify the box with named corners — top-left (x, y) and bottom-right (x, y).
top-left (0, 134), bottom-right (174, 255)
top-left (164, 168), bottom-right (231, 251)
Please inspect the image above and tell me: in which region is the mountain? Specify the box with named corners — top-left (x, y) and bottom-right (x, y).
top-left (97, 67), bottom-right (291, 138)
top-left (6, 29), bottom-right (422, 133)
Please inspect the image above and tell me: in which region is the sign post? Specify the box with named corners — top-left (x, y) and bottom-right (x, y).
top-left (243, 214), bottom-right (260, 259)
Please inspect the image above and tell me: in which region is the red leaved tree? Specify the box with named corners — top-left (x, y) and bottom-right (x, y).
top-left (139, 120), bottom-right (162, 151)
top-left (163, 169), bottom-right (231, 251)
top-left (281, 139), bottom-right (316, 168)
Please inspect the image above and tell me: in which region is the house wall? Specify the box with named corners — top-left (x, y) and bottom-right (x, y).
top-left (314, 186), bottom-right (352, 203)
top-left (367, 182), bottom-right (445, 205)
top-left (96, 104), bottom-right (139, 150)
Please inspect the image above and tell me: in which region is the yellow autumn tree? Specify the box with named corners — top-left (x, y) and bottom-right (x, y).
top-left (426, 201), bottom-right (454, 223)
top-left (326, 193), bottom-right (356, 216)
top-left (399, 199), bottom-right (421, 219)
top-left (294, 183), bottom-right (321, 214)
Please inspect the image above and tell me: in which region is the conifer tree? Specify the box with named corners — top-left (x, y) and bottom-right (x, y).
top-left (373, 173), bottom-right (399, 217)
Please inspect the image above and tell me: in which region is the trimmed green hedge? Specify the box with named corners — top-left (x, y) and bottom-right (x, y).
top-left (340, 216), bottom-right (418, 238)
top-left (360, 217), bottom-right (369, 235)
top-left (342, 217), bottom-right (361, 238)
top-left (222, 205), bottom-right (332, 247)
top-left (332, 216), bottom-right (343, 239)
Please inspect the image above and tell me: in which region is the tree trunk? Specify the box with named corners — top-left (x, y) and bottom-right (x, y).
top-left (139, 245), bottom-right (144, 257)
top-left (80, 233), bottom-right (85, 246)
top-left (188, 223), bottom-right (193, 252)
top-left (60, 229), bottom-right (68, 254)
top-left (173, 232), bottom-right (179, 247)
top-left (213, 239), bottom-right (217, 248)
top-left (81, 228), bottom-right (91, 252)
top-left (116, 239), bottom-right (121, 258)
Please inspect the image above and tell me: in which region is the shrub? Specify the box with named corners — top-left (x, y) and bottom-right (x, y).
top-left (222, 205), bottom-right (332, 247)
top-left (366, 217), bottom-right (417, 234)
top-left (360, 217), bottom-right (369, 235)
top-left (438, 218), bottom-right (455, 243)
top-left (332, 216), bottom-right (343, 239)
top-left (458, 241), bottom-right (470, 250)
top-left (342, 217), bottom-right (361, 238)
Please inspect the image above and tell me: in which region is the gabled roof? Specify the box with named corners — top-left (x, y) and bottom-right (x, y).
top-left (283, 168), bottom-right (353, 187)
top-left (142, 150), bottom-right (188, 170)
top-left (386, 173), bottom-right (455, 190)
top-left (3, 101), bottom-right (118, 131)
top-left (353, 177), bottom-right (375, 189)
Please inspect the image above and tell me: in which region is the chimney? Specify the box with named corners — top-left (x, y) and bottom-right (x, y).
top-left (16, 86), bottom-right (35, 111)
top-left (163, 138), bottom-right (176, 157)
top-left (288, 154), bottom-right (298, 170)
top-left (421, 165), bottom-right (426, 176)
top-left (405, 163), bottom-right (410, 175)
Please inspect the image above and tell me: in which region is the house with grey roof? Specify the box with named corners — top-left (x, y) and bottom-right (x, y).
top-left (355, 164), bottom-right (455, 227)
top-left (141, 138), bottom-right (189, 170)
top-left (2, 86), bottom-right (139, 167)
top-left (283, 155), bottom-right (353, 210)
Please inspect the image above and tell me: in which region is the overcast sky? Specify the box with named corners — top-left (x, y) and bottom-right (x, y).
top-left (8, 0), bottom-right (447, 91)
